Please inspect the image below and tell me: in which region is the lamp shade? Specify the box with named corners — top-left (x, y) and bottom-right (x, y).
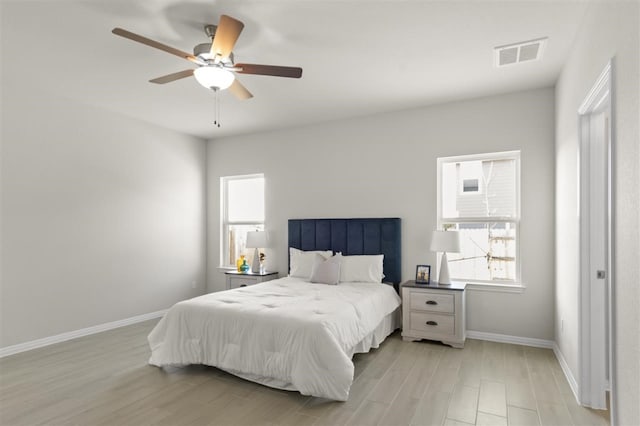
top-left (429, 230), bottom-right (461, 253)
top-left (193, 66), bottom-right (235, 90)
top-left (246, 231), bottom-right (267, 249)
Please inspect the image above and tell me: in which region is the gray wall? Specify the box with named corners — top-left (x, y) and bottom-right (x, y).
top-left (1, 80), bottom-right (207, 348)
top-left (207, 88), bottom-right (556, 340)
top-left (554, 2), bottom-right (639, 424)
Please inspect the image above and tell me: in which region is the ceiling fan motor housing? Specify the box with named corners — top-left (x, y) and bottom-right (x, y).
top-left (193, 43), bottom-right (211, 57)
top-left (204, 24), bottom-right (217, 39)
top-left (194, 44), bottom-right (234, 63)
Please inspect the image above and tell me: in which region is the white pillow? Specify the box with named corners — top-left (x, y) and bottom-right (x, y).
top-left (310, 253), bottom-right (342, 285)
top-left (339, 254), bottom-right (384, 283)
top-left (289, 248), bottom-right (333, 279)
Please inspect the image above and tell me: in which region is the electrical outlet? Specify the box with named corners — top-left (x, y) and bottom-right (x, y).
top-left (191, 281), bottom-right (197, 289)
top-left (561, 318), bottom-right (564, 332)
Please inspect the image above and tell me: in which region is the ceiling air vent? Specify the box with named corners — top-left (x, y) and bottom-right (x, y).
top-left (494, 37), bottom-right (547, 67)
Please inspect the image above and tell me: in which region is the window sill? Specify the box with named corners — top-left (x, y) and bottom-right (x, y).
top-left (218, 266), bottom-right (236, 272)
top-left (465, 282), bottom-right (526, 293)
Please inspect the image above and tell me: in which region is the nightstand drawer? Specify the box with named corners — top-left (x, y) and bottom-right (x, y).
top-left (409, 292), bottom-right (454, 313)
top-left (409, 312), bottom-right (455, 335)
top-left (229, 277), bottom-right (258, 288)
top-left (225, 271), bottom-right (278, 290)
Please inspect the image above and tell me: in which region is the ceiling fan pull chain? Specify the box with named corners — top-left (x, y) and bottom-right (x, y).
top-left (212, 87), bottom-right (220, 127)
top-left (217, 88), bottom-right (221, 127)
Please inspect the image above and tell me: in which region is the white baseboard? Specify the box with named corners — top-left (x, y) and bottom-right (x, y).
top-left (0, 309), bottom-right (167, 358)
top-left (466, 330), bottom-right (555, 348)
top-left (553, 343), bottom-right (581, 404)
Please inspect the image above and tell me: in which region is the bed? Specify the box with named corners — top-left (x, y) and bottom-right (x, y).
top-left (148, 218), bottom-right (402, 401)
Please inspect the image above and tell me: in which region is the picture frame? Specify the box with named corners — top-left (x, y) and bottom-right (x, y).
top-left (415, 265), bottom-right (431, 284)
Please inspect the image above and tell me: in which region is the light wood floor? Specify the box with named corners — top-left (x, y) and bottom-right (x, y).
top-left (0, 320), bottom-right (610, 426)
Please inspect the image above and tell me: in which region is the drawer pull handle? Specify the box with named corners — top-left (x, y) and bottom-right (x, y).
top-left (426, 300), bottom-right (438, 305)
top-left (426, 321), bottom-right (438, 326)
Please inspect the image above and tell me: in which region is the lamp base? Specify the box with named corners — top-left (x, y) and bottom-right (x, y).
top-left (251, 248), bottom-right (261, 274)
top-left (438, 252), bottom-right (452, 285)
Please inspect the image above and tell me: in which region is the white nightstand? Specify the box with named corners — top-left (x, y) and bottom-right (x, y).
top-left (401, 280), bottom-right (466, 348)
top-left (224, 271), bottom-right (278, 290)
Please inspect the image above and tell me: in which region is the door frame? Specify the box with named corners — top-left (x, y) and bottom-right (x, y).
top-left (577, 59), bottom-right (615, 420)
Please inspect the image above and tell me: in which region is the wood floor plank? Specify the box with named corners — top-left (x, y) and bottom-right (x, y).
top-left (445, 384), bottom-right (478, 424)
top-left (103, 390), bottom-right (236, 426)
top-left (476, 411), bottom-right (508, 426)
top-left (437, 346), bottom-right (464, 370)
top-left (478, 380), bottom-right (507, 417)
top-left (395, 349), bottom-right (440, 400)
top-left (504, 346), bottom-right (530, 382)
top-left (537, 401), bottom-right (574, 426)
top-left (480, 341), bottom-right (506, 382)
top-left (425, 366), bottom-right (459, 394)
top-left (367, 366), bottom-right (413, 404)
top-left (200, 394), bottom-right (258, 425)
top-left (508, 405), bottom-right (541, 426)
top-left (457, 357), bottom-right (482, 388)
top-left (443, 418), bottom-right (474, 426)
top-left (505, 378), bottom-right (538, 411)
top-left (312, 406), bottom-right (356, 426)
top-left (529, 370), bottom-right (564, 404)
top-left (411, 391), bottom-right (451, 426)
top-left (523, 347), bottom-right (555, 373)
top-left (345, 400), bottom-right (388, 426)
top-left (379, 396), bottom-right (420, 426)
top-left (273, 411), bottom-right (317, 426)
top-left (297, 397), bottom-right (346, 419)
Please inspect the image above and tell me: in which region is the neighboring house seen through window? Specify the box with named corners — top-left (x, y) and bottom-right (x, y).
top-left (437, 151), bottom-right (520, 284)
top-left (221, 174), bottom-right (265, 268)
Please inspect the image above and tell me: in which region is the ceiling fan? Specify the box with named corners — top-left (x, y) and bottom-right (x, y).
top-left (112, 14), bottom-right (302, 104)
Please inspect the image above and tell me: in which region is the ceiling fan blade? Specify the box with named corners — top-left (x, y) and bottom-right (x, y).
top-left (228, 79), bottom-right (253, 100)
top-left (149, 69), bottom-right (194, 84)
top-left (112, 28), bottom-right (199, 64)
top-left (209, 15), bottom-right (244, 61)
top-left (235, 63), bottom-right (303, 78)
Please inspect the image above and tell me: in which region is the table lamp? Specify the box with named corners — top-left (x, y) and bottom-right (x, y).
top-left (430, 230), bottom-right (461, 285)
top-left (246, 231), bottom-right (267, 274)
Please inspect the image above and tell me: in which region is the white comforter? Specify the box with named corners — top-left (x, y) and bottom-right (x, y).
top-left (148, 277), bottom-right (401, 401)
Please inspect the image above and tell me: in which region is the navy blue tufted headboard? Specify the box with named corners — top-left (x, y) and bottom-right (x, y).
top-left (288, 218), bottom-right (402, 284)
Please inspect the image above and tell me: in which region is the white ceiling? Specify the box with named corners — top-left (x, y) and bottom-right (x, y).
top-left (1, 1), bottom-right (588, 140)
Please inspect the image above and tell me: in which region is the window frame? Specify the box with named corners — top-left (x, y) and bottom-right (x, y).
top-left (436, 150), bottom-right (522, 287)
top-left (220, 173), bottom-right (265, 269)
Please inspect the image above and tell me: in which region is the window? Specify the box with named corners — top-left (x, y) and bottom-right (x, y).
top-left (221, 174), bottom-right (265, 268)
top-left (437, 151), bottom-right (520, 284)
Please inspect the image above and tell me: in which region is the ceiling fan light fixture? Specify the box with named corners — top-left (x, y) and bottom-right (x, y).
top-left (194, 66), bottom-right (235, 90)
